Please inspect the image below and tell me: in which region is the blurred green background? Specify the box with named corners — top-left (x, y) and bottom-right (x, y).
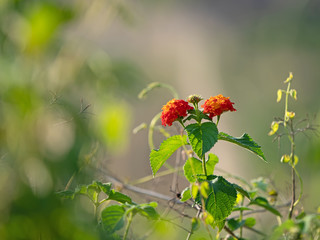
top-left (0, 0), bottom-right (319, 239)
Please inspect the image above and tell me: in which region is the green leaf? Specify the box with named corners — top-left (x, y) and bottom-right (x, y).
top-left (137, 205), bottom-right (160, 220)
top-left (183, 154), bottom-right (219, 183)
top-left (107, 190), bottom-right (132, 204)
top-left (191, 217), bottom-right (200, 233)
top-left (227, 218), bottom-right (245, 231)
top-left (101, 205), bottom-right (126, 234)
top-left (124, 202), bottom-right (159, 220)
top-left (205, 177), bottom-right (237, 222)
top-left (150, 135), bottom-right (188, 176)
top-left (216, 220), bottom-right (225, 232)
top-left (269, 220), bottom-right (295, 240)
top-left (56, 190), bottom-right (75, 199)
top-left (232, 183), bottom-right (251, 200)
top-left (244, 217), bottom-right (256, 228)
top-left (184, 110), bottom-right (212, 123)
top-left (218, 132), bottom-right (266, 162)
top-left (191, 183), bottom-right (199, 199)
top-left (249, 197), bottom-right (281, 217)
top-left (251, 177), bottom-right (268, 192)
top-left (186, 122), bottom-right (218, 158)
top-left (180, 187), bottom-right (192, 202)
top-left (96, 181), bottom-right (112, 195)
top-left (200, 181), bottom-right (210, 198)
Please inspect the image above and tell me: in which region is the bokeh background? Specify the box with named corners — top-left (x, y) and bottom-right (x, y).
top-left (0, 0), bottom-right (319, 239)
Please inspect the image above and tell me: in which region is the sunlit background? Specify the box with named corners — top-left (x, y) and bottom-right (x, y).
top-left (0, 0), bottom-right (319, 239)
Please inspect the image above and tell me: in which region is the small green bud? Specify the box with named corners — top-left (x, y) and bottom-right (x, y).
top-left (290, 89), bottom-right (297, 100)
top-left (187, 94), bottom-right (203, 104)
top-left (284, 72), bottom-right (293, 83)
top-left (200, 181), bottom-right (210, 199)
top-left (286, 111), bottom-right (295, 119)
top-left (191, 183), bottom-right (199, 199)
top-left (268, 121), bottom-right (279, 136)
top-left (277, 89), bottom-right (282, 102)
top-left (281, 154), bottom-right (290, 163)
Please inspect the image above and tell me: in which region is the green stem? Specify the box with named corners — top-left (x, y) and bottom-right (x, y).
top-left (239, 197), bottom-right (245, 238)
top-left (288, 120), bottom-right (296, 219)
top-left (123, 212), bottom-right (133, 240)
top-left (293, 167), bottom-right (303, 207)
top-left (216, 115), bottom-right (221, 126)
top-left (202, 155), bottom-right (207, 177)
top-left (160, 83), bottom-right (179, 99)
top-left (93, 203), bottom-right (98, 221)
top-left (130, 167), bottom-right (181, 185)
top-left (148, 112), bottom-right (162, 150)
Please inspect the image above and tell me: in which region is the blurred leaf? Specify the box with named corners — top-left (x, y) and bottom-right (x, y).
top-left (180, 187), bottom-right (191, 202)
top-left (136, 203), bottom-right (159, 220)
top-left (24, 2), bottom-right (73, 53)
top-left (150, 135), bottom-right (188, 176)
top-left (251, 177), bottom-right (268, 192)
top-left (227, 218), bottom-right (245, 231)
top-left (107, 190), bottom-right (132, 204)
top-left (56, 190), bottom-right (75, 200)
top-left (191, 217), bottom-right (200, 233)
top-left (200, 181), bottom-right (210, 199)
top-left (96, 102), bottom-right (131, 154)
top-left (244, 217), bottom-right (256, 227)
top-left (232, 183), bottom-right (251, 200)
top-left (249, 197), bottom-right (281, 217)
top-left (191, 183), bottom-right (199, 199)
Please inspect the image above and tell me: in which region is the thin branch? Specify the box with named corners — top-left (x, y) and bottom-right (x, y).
top-left (243, 225), bottom-right (267, 236)
top-left (224, 226), bottom-right (239, 239)
top-left (102, 172), bottom-right (184, 204)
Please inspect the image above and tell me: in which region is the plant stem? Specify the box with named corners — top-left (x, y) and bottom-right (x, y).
top-left (288, 120), bottom-right (296, 219)
top-left (239, 197), bottom-right (245, 238)
top-left (148, 112), bottom-right (162, 150)
top-left (293, 167), bottom-right (303, 207)
top-left (288, 166), bottom-right (296, 219)
top-left (123, 212), bottom-right (133, 240)
top-left (224, 226), bottom-right (239, 239)
top-left (202, 155), bottom-right (207, 177)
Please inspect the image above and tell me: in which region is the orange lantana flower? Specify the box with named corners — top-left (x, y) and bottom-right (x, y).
top-left (161, 99), bottom-right (193, 126)
top-left (201, 94), bottom-right (236, 119)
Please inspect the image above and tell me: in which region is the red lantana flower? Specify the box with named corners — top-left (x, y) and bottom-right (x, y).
top-left (201, 94), bottom-right (236, 119)
top-left (161, 99), bottom-right (193, 126)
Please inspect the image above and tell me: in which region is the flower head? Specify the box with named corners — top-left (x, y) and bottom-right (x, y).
top-left (161, 99), bottom-right (193, 126)
top-left (201, 94), bottom-right (236, 119)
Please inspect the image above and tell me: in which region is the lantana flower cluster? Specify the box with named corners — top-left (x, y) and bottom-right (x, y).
top-left (161, 99), bottom-right (194, 126)
top-left (161, 94), bottom-right (236, 126)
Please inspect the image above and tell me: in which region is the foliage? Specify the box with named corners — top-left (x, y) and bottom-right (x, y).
top-left (0, 1), bottom-right (319, 239)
